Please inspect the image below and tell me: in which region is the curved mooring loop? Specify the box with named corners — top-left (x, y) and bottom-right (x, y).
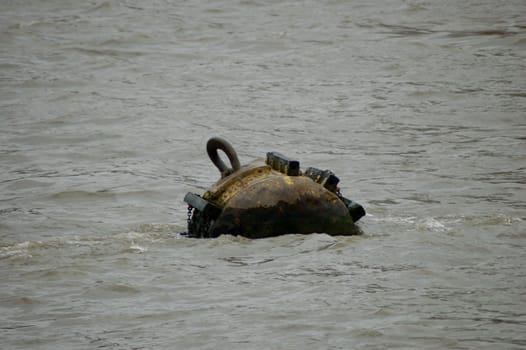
top-left (207, 137), bottom-right (241, 178)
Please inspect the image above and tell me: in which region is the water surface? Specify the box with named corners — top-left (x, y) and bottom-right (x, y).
top-left (1, 1), bottom-right (525, 349)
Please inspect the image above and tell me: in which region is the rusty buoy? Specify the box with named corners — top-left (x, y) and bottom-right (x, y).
top-left (184, 137), bottom-right (365, 238)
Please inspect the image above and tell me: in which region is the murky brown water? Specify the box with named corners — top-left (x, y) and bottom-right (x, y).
top-left (1, 0), bottom-right (525, 349)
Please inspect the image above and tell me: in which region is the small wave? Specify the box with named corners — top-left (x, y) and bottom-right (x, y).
top-left (83, 1), bottom-right (112, 13)
top-left (70, 46), bottom-right (146, 58)
top-left (445, 29), bottom-right (518, 38)
top-left (0, 247), bottom-right (33, 260)
top-left (377, 23), bottom-right (435, 37)
top-left (342, 213), bottom-right (523, 237)
top-left (417, 217), bottom-right (448, 232)
top-left (132, 223), bottom-right (181, 234)
top-left (105, 283), bottom-right (141, 294)
top-left (220, 256), bottom-right (275, 266)
top-left (4, 21), bottom-right (45, 32)
top-left (7, 296), bottom-right (40, 305)
top-left (495, 91), bottom-right (526, 98)
top-left (0, 240), bottom-right (61, 260)
top-left (21, 267), bottom-right (88, 279)
top-left (370, 215), bottom-right (451, 232)
top-left (497, 231), bottom-right (526, 239)
top-left (403, 194), bottom-right (442, 204)
top-left (49, 190), bottom-right (116, 200)
top-left (85, 283), bottom-right (141, 297)
top-left (378, 215), bottom-right (417, 225)
top-left (514, 37), bottom-right (526, 46)
top-left (356, 21), bottom-right (433, 37)
top-left (452, 214), bottom-right (520, 226)
top-left (0, 227), bottom-right (176, 260)
top-left (123, 243), bottom-right (147, 254)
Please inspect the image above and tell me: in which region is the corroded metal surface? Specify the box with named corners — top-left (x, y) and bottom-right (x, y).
top-left (208, 174), bottom-right (357, 238)
top-left (184, 138), bottom-right (365, 238)
top-left (202, 160), bottom-right (272, 207)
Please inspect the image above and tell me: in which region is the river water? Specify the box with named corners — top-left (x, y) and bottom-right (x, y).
top-left (1, 0), bottom-right (525, 349)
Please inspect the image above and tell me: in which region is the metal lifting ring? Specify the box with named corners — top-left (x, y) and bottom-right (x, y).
top-left (206, 137), bottom-right (241, 178)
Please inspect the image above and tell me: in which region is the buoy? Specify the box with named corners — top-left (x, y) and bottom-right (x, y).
top-left (184, 137), bottom-right (365, 238)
